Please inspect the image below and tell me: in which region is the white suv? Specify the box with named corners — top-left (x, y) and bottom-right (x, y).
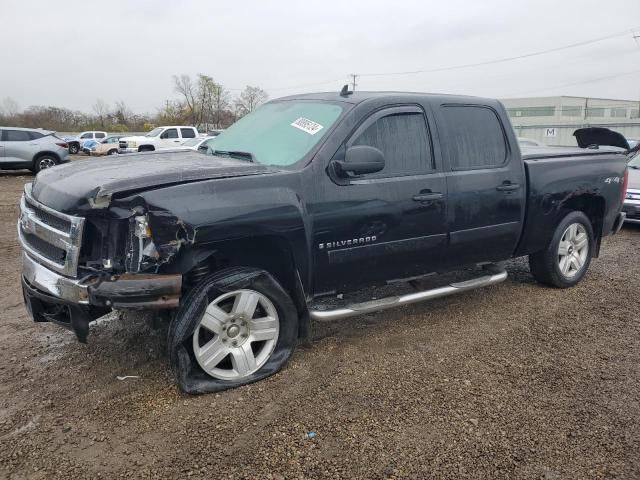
top-left (118, 126), bottom-right (199, 153)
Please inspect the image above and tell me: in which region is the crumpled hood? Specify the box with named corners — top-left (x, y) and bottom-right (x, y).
top-left (574, 127), bottom-right (630, 150)
top-left (32, 150), bottom-right (274, 214)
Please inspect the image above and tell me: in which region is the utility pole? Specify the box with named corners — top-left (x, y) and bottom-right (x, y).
top-left (349, 73), bottom-right (358, 91)
top-left (583, 97), bottom-right (589, 123)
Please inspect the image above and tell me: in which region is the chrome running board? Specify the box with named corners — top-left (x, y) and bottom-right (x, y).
top-left (309, 264), bottom-right (507, 322)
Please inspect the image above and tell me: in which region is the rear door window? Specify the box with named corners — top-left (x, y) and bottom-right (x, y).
top-left (29, 131), bottom-right (44, 140)
top-left (440, 105), bottom-right (508, 170)
top-left (180, 128), bottom-right (196, 138)
top-left (351, 111), bottom-right (433, 178)
top-left (5, 130), bottom-right (32, 141)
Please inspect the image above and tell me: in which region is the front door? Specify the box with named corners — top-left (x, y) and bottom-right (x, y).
top-left (2, 129), bottom-right (34, 164)
top-left (435, 104), bottom-right (525, 267)
top-left (311, 105), bottom-right (447, 294)
top-left (160, 128), bottom-right (181, 148)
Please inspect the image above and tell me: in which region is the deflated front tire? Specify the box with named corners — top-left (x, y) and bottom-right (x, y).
top-left (168, 267), bottom-right (298, 394)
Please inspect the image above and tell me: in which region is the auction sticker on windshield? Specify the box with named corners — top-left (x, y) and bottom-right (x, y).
top-left (291, 117), bottom-right (324, 135)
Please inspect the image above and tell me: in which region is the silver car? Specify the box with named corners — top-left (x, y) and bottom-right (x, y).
top-left (0, 127), bottom-right (70, 172)
top-left (624, 150), bottom-right (640, 224)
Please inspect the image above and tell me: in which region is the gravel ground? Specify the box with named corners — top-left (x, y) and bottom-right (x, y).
top-left (1, 168), bottom-right (639, 479)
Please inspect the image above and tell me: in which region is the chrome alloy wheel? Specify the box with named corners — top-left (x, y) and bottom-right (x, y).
top-left (558, 223), bottom-right (589, 278)
top-left (38, 157), bottom-right (56, 170)
top-left (192, 289), bottom-right (280, 380)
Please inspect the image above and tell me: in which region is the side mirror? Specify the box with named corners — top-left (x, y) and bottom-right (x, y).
top-left (334, 145), bottom-right (385, 177)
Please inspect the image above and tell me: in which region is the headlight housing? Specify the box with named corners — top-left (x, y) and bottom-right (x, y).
top-left (126, 215), bottom-right (159, 272)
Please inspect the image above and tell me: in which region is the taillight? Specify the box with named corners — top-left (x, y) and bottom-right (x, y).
top-left (56, 142), bottom-right (68, 148)
top-left (621, 168), bottom-right (629, 203)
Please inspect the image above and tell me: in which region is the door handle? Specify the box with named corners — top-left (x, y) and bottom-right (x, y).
top-left (496, 183), bottom-right (521, 192)
top-left (412, 192), bottom-right (443, 202)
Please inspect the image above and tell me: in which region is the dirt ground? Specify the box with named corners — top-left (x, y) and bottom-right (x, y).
top-left (1, 168), bottom-right (639, 479)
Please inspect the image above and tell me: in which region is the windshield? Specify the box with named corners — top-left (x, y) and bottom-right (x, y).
top-left (209, 101), bottom-right (344, 166)
top-left (146, 127), bottom-right (163, 137)
top-left (182, 137), bottom-right (203, 147)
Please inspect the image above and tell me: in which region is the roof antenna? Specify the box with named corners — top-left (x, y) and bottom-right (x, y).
top-left (339, 84), bottom-right (353, 97)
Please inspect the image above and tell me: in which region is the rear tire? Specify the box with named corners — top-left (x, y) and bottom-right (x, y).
top-left (168, 267), bottom-right (298, 394)
top-left (33, 155), bottom-right (59, 173)
top-left (529, 211), bottom-right (594, 288)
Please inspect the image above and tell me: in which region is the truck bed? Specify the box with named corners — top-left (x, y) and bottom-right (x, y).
top-left (516, 147), bottom-right (628, 257)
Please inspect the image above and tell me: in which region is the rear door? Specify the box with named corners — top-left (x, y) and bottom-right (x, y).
top-left (180, 128), bottom-right (197, 143)
top-left (0, 129), bottom-right (5, 163)
top-left (312, 105), bottom-right (448, 293)
top-left (436, 103), bottom-right (525, 266)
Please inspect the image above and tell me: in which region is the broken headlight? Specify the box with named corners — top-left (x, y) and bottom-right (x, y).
top-left (126, 215), bottom-right (160, 272)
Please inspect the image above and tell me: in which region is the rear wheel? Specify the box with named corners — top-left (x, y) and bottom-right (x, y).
top-left (168, 267), bottom-right (298, 394)
top-left (529, 211), bottom-right (594, 288)
top-left (33, 155), bottom-right (58, 173)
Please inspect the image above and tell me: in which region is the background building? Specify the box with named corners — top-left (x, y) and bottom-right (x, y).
top-left (500, 96), bottom-right (640, 146)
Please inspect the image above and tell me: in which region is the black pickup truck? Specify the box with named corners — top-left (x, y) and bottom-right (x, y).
top-left (18, 91), bottom-right (628, 393)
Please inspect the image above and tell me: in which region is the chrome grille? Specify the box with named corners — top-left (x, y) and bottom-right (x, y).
top-left (17, 184), bottom-right (85, 277)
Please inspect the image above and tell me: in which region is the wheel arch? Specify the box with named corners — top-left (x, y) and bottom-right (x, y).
top-left (559, 194), bottom-right (605, 257)
top-left (517, 192), bottom-right (606, 258)
top-left (32, 150), bottom-right (61, 164)
top-left (174, 236), bottom-right (310, 337)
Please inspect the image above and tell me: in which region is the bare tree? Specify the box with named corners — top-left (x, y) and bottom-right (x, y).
top-left (197, 74), bottom-right (218, 129)
top-left (1, 97), bottom-right (19, 117)
top-left (212, 84), bottom-right (231, 128)
top-left (114, 100), bottom-right (131, 125)
top-left (173, 75), bottom-right (198, 126)
top-left (92, 99), bottom-right (110, 128)
top-left (235, 86), bottom-right (268, 117)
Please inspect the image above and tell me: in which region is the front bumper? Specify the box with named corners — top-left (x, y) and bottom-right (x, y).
top-left (21, 253), bottom-right (182, 341)
top-left (622, 199), bottom-right (640, 224)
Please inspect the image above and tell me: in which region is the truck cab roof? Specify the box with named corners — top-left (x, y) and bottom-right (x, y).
top-left (277, 90), bottom-right (503, 107)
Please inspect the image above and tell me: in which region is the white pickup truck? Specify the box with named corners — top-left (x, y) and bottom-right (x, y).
top-left (118, 126), bottom-right (199, 153)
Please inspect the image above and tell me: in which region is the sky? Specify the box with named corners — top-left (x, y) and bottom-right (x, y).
top-left (1, 0), bottom-right (639, 114)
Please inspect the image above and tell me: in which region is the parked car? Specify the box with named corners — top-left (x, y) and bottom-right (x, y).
top-left (118, 126), bottom-right (198, 153)
top-left (0, 127), bottom-right (70, 172)
top-left (65, 131), bottom-right (107, 154)
top-left (626, 138), bottom-right (639, 150)
top-left (89, 135), bottom-right (125, 156)
top-left (517, 137), bottom-right (543, 147)
top-left (18, 91), bottom-right (628, 394)
top-left (623, 150), bottom-right (640, 224)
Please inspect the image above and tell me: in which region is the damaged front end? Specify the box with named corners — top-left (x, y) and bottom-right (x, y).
top-left (19, 183), bottom-right (191, 342)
